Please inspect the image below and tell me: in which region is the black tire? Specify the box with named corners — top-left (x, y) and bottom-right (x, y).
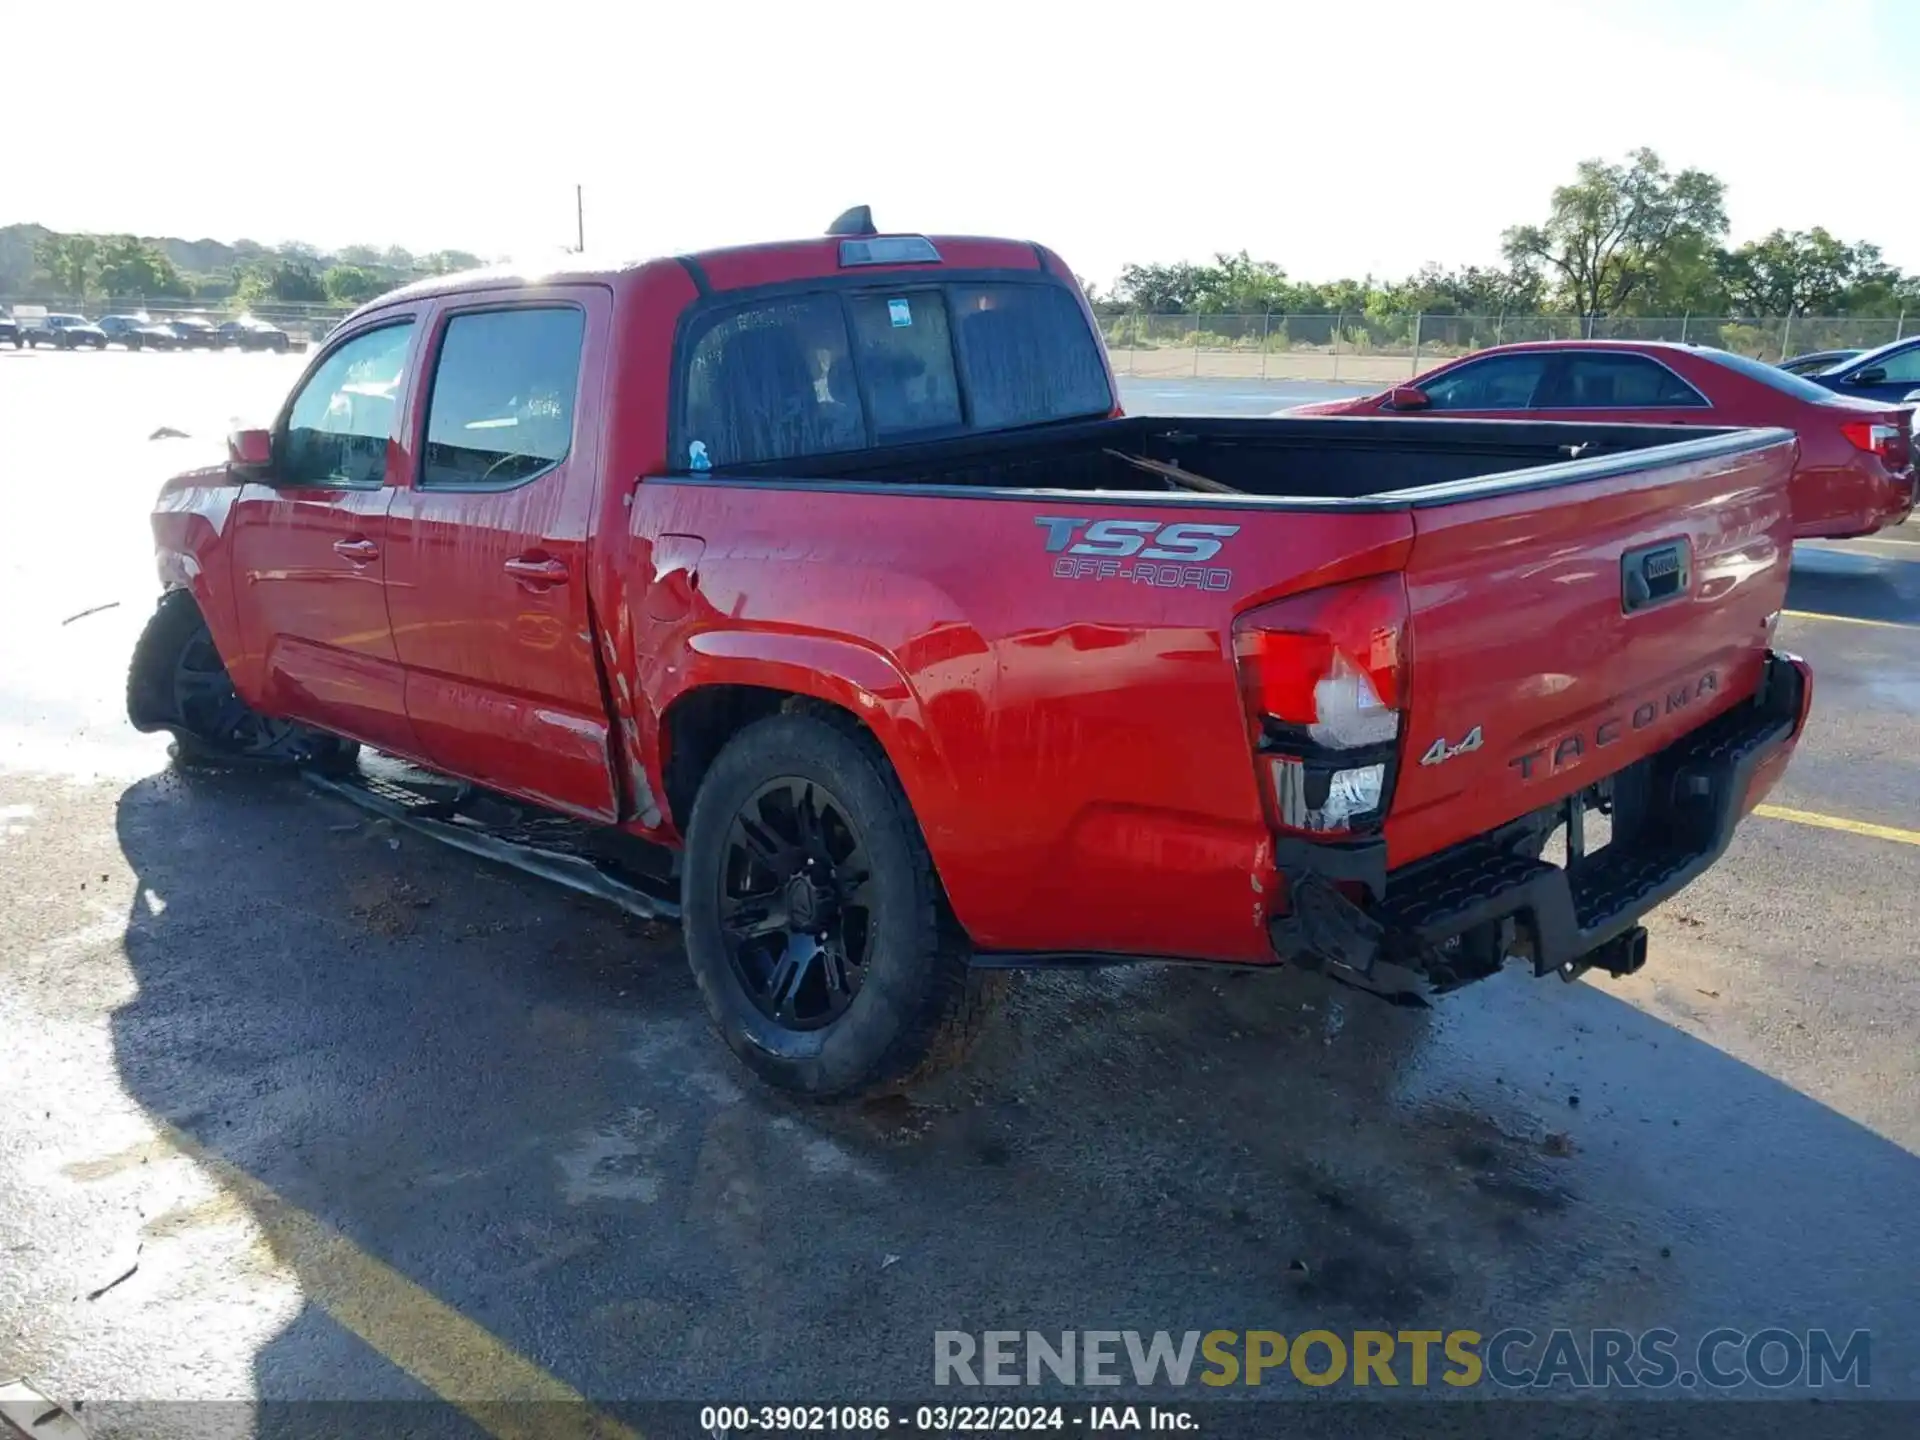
top-left (126, 590), bottom-right (359, 772)
top-left (681, 711), bottom-right (999, 1098)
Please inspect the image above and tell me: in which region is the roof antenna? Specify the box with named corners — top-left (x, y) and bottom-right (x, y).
top-left (827, 205), bottom-right (877, 237)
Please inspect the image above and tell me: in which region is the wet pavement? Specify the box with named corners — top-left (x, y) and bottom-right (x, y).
top-left (1, 350), bottom-right (1917, 1432)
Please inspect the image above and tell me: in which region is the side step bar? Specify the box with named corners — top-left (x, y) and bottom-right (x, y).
top-left (304, 768), bottom-right (681, 923)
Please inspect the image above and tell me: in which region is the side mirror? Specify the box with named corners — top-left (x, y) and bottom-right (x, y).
top-left (227, 427), bottom-right (273, 476)
top-left (1853, 367), bottom-right (1887, 385)
top-left (1385, 385), bottom-right (1431, 412)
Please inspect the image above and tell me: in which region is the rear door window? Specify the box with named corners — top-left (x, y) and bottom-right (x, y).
top-left (1419, 354), bottom-right (1549, 411)
top-left (1548, 354), bottom-right (1707, 408)
top-left (420, 306), bottom-right (585, 488)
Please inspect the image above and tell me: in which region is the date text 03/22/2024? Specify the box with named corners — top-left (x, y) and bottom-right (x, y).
top-left (699, 1405), bottom-right (1195, 1433)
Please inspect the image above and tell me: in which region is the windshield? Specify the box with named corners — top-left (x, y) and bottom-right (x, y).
top-left (1700, 348), bottom-right (1853, 403)
top-left (676, 278), bottom-right (1112, 469)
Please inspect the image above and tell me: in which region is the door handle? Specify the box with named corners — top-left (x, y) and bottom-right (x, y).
top-left (333, 537), bottom-right (380, 564)
top-left (504, 555), bottom-right (569, 588)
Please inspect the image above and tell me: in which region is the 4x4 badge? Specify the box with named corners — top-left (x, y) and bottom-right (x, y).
top-left (1420, 726), bottom-right (1484, 766)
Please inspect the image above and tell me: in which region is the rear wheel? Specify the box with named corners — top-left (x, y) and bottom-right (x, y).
top-left (680, 711), bottom-right (1000, 1098)
top-left (127, 590), bottom-right (358, 771)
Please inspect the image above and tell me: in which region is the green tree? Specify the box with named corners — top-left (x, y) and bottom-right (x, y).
top-left (1192, 251), bottom-right (1293, 313)
top-left (1502, 148), bottom-right (1727, 319)
top-left (1113, 259), bottom-right (1211, 313)
top-left (1719, 228), bottom-right (1886, 316)
top-left (322, 265), bottom-right (388, 305)
top-left (96, 235), bottom-right (190, 299)
top-left (33, 233), bottom-right (101, 298)
top-left (418, 249), bottom-right (483, 275)
top-left (233, 257), bottom-right (327, 308)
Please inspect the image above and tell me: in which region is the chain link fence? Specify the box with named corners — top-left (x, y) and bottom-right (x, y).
top-left (1098, 313), bottom-right (1914, 383)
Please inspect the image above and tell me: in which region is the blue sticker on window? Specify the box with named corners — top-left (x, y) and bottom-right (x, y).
top-left (888, 298), bottom-right (912, 328)
top-left (688, 439), bottom-right (711, 471)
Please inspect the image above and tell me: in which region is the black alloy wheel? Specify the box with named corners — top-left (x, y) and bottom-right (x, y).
top-left (718, 776), bottom-right (876, 1030)
top-left (170, 626), bottom-right (302, 757)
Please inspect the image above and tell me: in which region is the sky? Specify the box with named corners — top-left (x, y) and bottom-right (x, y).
top-left (9, 0), bottom-right (1919, 289)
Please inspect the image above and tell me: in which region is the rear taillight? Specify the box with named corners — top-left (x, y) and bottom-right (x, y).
top-left (1840, 417), bottom-right (1911, 468)
top-left (1232, 574), bottom-right (1408, 836)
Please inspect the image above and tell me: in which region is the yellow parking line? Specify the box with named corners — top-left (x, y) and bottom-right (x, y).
top-left (1754, 804), bottom-right (1920, 848)
top-left (163, 1123), bottom-right (640, 1440)
top-left (1780, 609), bottom-right (1918, 630)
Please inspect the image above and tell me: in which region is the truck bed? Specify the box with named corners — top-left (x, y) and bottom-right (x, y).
top-left (710, 413), bottom-right (1760, 505)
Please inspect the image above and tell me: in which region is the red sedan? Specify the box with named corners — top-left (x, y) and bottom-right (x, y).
top-left (1288, 340), bottom-right (1915, 540)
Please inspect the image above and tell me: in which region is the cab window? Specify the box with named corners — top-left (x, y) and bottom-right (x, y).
top-left (420, 307), bottom-right (586, 489)
top-left (280, 321), bottom-right (415, 486)
top-left (675, 279), bottom-right (1111, 470)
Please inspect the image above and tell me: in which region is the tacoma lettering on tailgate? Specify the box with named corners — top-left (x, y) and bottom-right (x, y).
top-left (1509, 670), bottom-right (1719, 780)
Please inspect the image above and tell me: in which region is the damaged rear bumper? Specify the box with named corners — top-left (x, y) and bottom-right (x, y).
top-left (1269, 650), bottom-right (1813, 999)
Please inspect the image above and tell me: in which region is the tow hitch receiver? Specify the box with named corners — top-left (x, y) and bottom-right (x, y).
top-left (1557, 924), bottom-right (1649, 983)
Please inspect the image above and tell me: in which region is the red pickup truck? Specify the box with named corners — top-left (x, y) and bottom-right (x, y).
top-left (129, 215), bottom-right (1814, 1097)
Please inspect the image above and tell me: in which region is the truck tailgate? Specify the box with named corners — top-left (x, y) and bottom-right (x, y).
top-left (1386, 429), bottom-right (1798, 868)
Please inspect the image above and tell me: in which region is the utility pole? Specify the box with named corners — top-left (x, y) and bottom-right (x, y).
top-left (575, 185), bottom-right (585, 253)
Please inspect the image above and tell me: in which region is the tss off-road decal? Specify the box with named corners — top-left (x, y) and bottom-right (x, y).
top-left (1036, 516), bottom-right (1240, 592)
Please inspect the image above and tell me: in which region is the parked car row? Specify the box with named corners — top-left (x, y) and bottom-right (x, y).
top-left (1, 309), bottom-right (296, 352)
top-left (1286, 338), bottom-right (1915, 539)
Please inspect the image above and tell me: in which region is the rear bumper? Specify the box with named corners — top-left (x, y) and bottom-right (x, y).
top-left (1809, 467), bottom-right (1916, 539)
top-left (1269, 650), bottom-right (1812, 997)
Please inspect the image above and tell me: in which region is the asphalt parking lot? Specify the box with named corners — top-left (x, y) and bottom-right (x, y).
top-left (1, 351), bottom-right (1917, 1436)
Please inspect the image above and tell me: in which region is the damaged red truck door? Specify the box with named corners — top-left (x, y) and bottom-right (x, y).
top-left (382, 295), bottom-right (621, 820)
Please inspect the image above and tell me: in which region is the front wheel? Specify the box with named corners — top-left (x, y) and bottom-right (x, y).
top-left (127, 590), bottom-right (359, 771)
top-left (680, 711), bottom-right (1000, 1098)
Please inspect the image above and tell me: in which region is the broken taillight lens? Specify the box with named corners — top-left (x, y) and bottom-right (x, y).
top-left (1840, 417), bottom-right (1912, 469)
top-left (1232, 574), bottom-right (1409, 836)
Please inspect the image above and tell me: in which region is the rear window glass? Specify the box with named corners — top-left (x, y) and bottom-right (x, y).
top-left (848, 293), bottom-right (962, 438)
top-left (952, 283), bottom-right (1114, 429)
top-left (1702, 348), bottom-right (1848, 403)
top-left (681, 296), bottom-right (864, 469)
top-left (676, 279), bottom-right (1110, 469)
